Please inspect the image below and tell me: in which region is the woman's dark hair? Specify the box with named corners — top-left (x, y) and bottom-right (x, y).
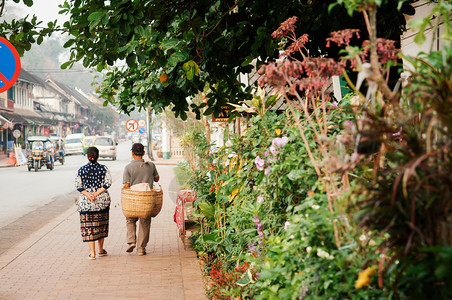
top-left (86, 146), bottom-right (99, 163)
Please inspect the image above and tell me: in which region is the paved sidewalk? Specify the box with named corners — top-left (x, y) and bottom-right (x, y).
top-left (0, 170), bottom-right (206, 299)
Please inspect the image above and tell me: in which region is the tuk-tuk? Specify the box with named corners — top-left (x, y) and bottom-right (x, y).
top-left (82, 136), bottom-right (96, 155)
top-left (26, 136), bottom-right (55, 172)
top-left (50, 136), bottom-right (65, 165)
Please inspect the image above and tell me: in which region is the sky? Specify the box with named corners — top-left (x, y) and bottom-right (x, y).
top-left (3, 0), bottom-right (68, 24)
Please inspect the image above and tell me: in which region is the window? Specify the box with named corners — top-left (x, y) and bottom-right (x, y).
top-left (95, 138), bottom-right (113, 146)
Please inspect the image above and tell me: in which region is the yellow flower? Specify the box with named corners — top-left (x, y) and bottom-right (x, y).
top-left (355, 266), bottom-right (377, 289)
top-left (275, 128), bottom-right (281, 136)
top-left (308, 190), bottom-right (315, 197)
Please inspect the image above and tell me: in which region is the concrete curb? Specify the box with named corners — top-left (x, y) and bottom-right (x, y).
top-left (0, 164), bottom-right (15, 168)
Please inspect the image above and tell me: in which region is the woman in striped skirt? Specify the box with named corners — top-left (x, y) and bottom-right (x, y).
top-left (75, 146), bottom-right (112, 260)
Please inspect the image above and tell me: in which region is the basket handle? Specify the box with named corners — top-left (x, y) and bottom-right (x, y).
top-left (154, 182), bottom-right (162, 192)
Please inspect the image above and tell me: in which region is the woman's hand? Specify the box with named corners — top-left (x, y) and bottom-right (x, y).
top-left (90, 192), bottom-right (97, 201)
top-left (81, 190), bottom-right (96, 202)
top-left (91, 188), bottom-right (106, 201)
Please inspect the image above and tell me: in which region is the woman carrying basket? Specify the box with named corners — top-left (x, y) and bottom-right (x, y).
top-left (122, 143), bottom-right (160, 256)
top-left (75, 146), bottom-right (112, 260)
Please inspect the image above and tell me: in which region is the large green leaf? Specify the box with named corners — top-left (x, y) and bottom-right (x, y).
top-left (87, 11), bottom-right (104, 22)
top-left (23, 0), bottom-right (33, 7)
top-left (168, 50), bottom-right (188, 66)
top-left (198, 202), bottom-right (215, 220)
top-left (161, 39), bottom-right (179, 51)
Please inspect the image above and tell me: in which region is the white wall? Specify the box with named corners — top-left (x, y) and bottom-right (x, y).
top-left (401, 1), bottom-right (448, 68)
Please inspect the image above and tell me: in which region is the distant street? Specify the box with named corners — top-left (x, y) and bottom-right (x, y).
top-left (0, 141), bottom-right (128, 228)
top-left (0, 141), bottom-right (178, 228)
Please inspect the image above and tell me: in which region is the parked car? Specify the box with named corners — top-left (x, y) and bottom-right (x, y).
top-left (82, 136), bottom-right (96, 155)
top-left (93, 136), bottom-right (117, 160)
top-left (65, 133), bottom-right (85, 155)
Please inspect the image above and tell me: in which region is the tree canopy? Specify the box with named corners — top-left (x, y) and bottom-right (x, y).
top-left (1, 0), bottom-right (415, 119)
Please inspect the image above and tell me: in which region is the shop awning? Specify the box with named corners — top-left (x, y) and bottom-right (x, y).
top-left (0, 113), bottom-right (10, 124)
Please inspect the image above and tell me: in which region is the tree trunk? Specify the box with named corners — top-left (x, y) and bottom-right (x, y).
top-left (147, 107), bottom-right (155, 161)
top-left (202, 115), bottom-right (211, 145)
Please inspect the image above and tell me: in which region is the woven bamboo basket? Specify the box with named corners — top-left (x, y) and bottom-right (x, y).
top-left (121, 186), bottom-right (163, 218)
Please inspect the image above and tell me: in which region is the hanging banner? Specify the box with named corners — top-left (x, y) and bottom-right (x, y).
top-left (14, 144), bottom-right (28, 166)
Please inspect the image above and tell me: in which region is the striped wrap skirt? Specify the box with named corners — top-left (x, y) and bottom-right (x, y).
top-left (80, 207), bottom-right (110, 242)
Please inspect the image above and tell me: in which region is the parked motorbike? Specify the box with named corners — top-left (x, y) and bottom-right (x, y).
top-left (26, 136), bottom-right (55, 172)
top-left (50, 136), bottom-right (65, 165)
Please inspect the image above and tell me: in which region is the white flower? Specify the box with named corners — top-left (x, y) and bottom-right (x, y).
top-left (312, 204), bottom-right (320, 210)
top-left (306, 246), bottom-right (312, 253)
top-left (369, 239), bottom-right (376, 246)
top-left (350, 95), bottom-right (362, 106)
top-left (284, 221), bottom-right (290, 230)
top-left (225, 140), bottom-right (232, 147)
top-left (317, 248), bottom-right (334, 260)
top-left (290, 235), bottom-right (295, 239)
top-left (359, 234), bottom-right (367, 242)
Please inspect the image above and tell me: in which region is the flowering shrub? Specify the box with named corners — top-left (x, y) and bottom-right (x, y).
top-left (202, 257), bottom-right (251, 300)
top-left (183, 1), bottom-right (452, 299)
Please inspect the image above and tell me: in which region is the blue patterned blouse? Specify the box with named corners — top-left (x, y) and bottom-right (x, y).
top-left (75, 162), bottom-right (112, 213)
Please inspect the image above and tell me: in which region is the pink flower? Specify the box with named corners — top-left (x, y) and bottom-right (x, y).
top-left (264, 167), bottom-right (271, 176)
top-left (272, 136), bottom-right (289, 148)
top-left (254, 156), bottom-right (265, 171)
top-left (270, 145), bottom-right (279, 155)
top-left (271, 16), bottom-right (298, 38)
top-left (326, 29), bottom-right (361, 47)
top-left (257, 195), bottom-right (264, 203)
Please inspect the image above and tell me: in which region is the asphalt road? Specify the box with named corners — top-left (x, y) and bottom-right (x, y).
top-left (0, 141), bottom-right (179, 256)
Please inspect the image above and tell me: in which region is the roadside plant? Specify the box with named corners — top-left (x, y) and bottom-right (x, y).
top-left (185, 1), bottom-right (451, 299)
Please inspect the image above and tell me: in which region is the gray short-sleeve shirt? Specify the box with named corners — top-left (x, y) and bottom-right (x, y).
top-left (123, 159), bottom-right (159, 188)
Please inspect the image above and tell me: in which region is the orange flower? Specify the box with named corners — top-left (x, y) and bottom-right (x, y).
top-left (308, 191), bottom-right (315, 197)
top-left (355, 266), bottom-right (376, 289)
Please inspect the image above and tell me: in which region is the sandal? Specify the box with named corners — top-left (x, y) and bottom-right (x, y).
top-left (89, 254), bottom-right (96, 260)
top-left (98, 249), bottom-right (108, 257)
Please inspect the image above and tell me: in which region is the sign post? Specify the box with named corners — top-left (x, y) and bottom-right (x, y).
top-left (0, 37), bottom-right (21, 93)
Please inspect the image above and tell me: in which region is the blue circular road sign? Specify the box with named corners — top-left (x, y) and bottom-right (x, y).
top-left (0, 37), bottom-right (21, 93)
top-left (138, 127), bottom-right (146, 134)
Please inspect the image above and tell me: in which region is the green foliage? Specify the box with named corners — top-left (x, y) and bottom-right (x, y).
top-left (56, 0), bottom-right (412, 118)
top-left (180, 2), bottom-right (452, 299)
top-left (0, 14), bottom-right (57, 56)
top-left (396, 246), bottom-right (452, 300)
